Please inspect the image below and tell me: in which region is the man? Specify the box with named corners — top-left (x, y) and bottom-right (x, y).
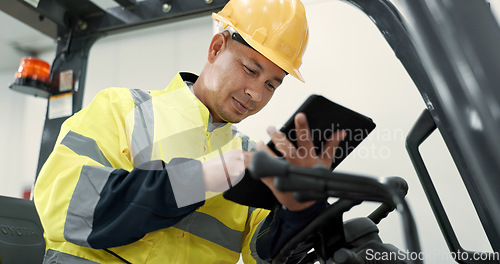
top-left (34, 0), bottom-right (345, 263)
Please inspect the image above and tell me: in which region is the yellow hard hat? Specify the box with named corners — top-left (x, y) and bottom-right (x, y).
top-left (212, 0), bottom-right (309, 82)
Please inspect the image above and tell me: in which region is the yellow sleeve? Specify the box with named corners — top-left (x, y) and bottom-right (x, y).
top-left (33, 88), bottom-right (134, 245)
top-left (241, 207), bottom-right (271, 263)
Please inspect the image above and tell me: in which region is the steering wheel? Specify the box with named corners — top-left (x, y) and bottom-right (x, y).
top-left (249, 151), bottom-right (409, 264)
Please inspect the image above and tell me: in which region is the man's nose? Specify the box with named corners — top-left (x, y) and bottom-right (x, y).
top-left (245, 83), bottom-right (263, 101)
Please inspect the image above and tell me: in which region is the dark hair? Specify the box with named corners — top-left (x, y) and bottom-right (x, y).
top-left (231, 32), bottom-right (288, 75)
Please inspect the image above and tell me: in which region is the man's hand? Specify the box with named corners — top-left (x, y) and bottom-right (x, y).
top-left (202, 149), bottom-right (252, 192)
top-left (259, 112), bottom-right (346, 211)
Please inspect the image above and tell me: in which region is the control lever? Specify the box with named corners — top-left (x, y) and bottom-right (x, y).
top-left (250, 151), bottom-right (422, 264)
top-left (369, 177), bottom-right (408, 224)
top-left (250, 151), bottom-right (395, 205)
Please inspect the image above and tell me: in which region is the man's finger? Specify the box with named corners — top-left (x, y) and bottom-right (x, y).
top-left (243, 151), bottom-right (255, 168)
top-left (322, 130), bottom-right (347, 161)
top-left (256, 141), bottom-right (277, 157)
top-left (267, 126), bottom-right (295, 159)
top-left (294, 113), bottom-right (315, 158)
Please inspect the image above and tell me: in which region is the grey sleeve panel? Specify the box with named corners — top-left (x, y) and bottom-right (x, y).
top-left (43, 249), bottom-right (100, 264)
top-left (249, 218), bottom-right (270, 263)
top-left (167, 158), bottom-right (206, 208)
top-left (246, 139), bottom-right (257, 152)
top-left (60, 131), bottom-right (112, 167)
top-left (129, 89), bottom-right (155, 166)
top-left (64, 165), bottom-right (115, 247)
top-left (232, 128), bottom-right (257, 152)
top-left (246, 206), bottom-right (269, 263)
top-left (174, 211), bottom-right (244, 253)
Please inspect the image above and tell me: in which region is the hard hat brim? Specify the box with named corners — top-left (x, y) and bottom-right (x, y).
top-left (212, 13), bottom-right (305, 83)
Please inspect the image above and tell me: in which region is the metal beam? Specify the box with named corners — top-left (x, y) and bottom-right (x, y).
top-left (343, 0), bottom-right (500, 254)
top-left (37, 32), bottom-right (102, 176)
top-left (0, 0), bottom-right (228, 39)
top-left (0, 0), bottom-right (58, 38)
top-left (114, 0), bottom-right (137, 8)
top-left (402, 0), bottom-right (500, 252)
top-left (82, 0), bottom-right (228, 36)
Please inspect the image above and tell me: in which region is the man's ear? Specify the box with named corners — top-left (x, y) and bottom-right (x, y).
top-left (208, 32), bottom-right (227, 63)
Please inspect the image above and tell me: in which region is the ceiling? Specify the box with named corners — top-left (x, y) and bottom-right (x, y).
top-left (0, 10), bottom-right (55, 73)
top-left (0, 0), bottom-right (133, 73)
top-left (0, 0), bottom-right (227, 75)
top-left (2, 0), bottom-right (500, 75)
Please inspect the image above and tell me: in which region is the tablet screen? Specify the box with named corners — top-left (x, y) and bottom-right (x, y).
top-left (267, 94), bottom-right (376, 169)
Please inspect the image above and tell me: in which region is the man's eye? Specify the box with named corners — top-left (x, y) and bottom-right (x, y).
top-left (244, 65), bottom-right (256, 75)
top-left (266, 82), bottom-right (276, 91)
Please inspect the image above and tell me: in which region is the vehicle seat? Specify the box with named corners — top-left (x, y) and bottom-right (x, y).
top-left (0, 195), bottom-right (45, 264)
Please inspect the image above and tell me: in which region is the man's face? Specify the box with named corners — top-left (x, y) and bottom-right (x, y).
top-left (202, 33), bottom-right (286, 124)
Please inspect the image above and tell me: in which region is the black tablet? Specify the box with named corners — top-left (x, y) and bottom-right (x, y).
top-left (267, 94), bottom-right (376, 169)
top-left (223, 95), bottom-right (376, 209)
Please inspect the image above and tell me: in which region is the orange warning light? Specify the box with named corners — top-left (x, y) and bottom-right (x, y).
top-left (10, 57), bottom-right (52, 98)
top-left (15, 57), bottom-right (50, 83)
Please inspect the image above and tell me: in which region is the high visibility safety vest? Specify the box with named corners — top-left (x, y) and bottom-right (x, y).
top-left (34, 72), bottom-right (270, 263)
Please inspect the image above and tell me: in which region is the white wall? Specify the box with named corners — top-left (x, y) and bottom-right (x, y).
top-left (0, 0), bottom-right (493, 263)
top-left (0, 71), bottom-right (46, 198)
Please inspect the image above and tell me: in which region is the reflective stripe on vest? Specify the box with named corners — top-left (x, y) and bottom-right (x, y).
top-left (129, 89), bottom-right (154, 167)
top-left (63, 165), bottom-right (115, 247)
top-left (232, 129), bottom-right (256, 152)
top-left (248, 207), bottom-right (268, 263)
top-left (60, 130), bottom-right (112, 167)
top-left (59, 130), bottom-right (117, 247)
top-left (173, 211), bottom-right (244, 253)
top-left (43, 249), bottom-right (100, 264)
top-left (171, 206), bottom-right (263, 255)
